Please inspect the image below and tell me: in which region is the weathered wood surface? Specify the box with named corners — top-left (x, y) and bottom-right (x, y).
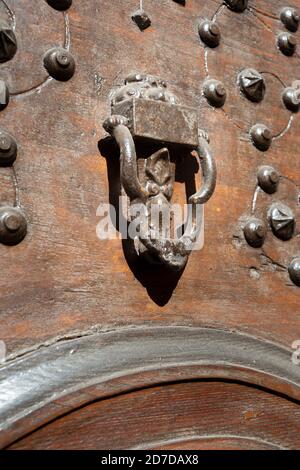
top-left (0, 0), bottom-right (299, 450)
top-left (0, 0), bottom-right (299, 355)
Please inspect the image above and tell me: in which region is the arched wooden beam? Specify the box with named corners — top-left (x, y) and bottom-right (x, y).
top-left (0, 326), bottom-right (299, 447)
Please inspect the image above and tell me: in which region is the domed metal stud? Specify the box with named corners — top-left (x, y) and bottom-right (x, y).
top-left (198, 20), bottom-right (221, 48)
top-left (0, 21), bottom-right (17, 63)
top-left (243, 217), bottom-right (267, 248)
top-left (250, 124), bottom-right (272, 151)
top-left (46, 0), bottom-right (72, 10)
top-left (203, 79), bottom-right (226, 107)
top-left (288, 258), bottom-right (300, 286)
top-left (238, 68), bottom-right (266, 102)
top-left (280, 7), bottom-right (299, 32)
top-left (0, 130), bottom-right (17, 166)
top-left (0, 206), bottom-right (27, 245)
top-left (0, 80), bottom-right (9, 111)
top-left (257, 166), bottom-right (279, 194)
top-left (277, 32), bottom-right (297, 56)
top-left (43, 48), bottom-right (76, 81)
top-left (282, 86), bottom-right (300, 112)
top-left (268, 202), bottom-right (295, 240)
top-left (225, 0), bottom-right (248, 12)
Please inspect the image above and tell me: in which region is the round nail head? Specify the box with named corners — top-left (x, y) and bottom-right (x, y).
top-left (282, 86), bottom-right (300, 112)
top-left (198, 20), bottom-right (221, 47)
top-left (243, 218), bottom-right (267, 248)
top-left (277, 32), bottom-right (297, 56)
top-left (257, 166), bottom-right (279, 194)
top-left (43, 48), bottom-right (75, 81)
top-left (250, 124), bottom-right (272, 151)
top-left (0, 131), bottom-right (17, 166)
top-left (280, 7), bottom-right (299, 32)
top-left (288, 258), bottom-right (300, 286)
top-left (203, 79), bottom-right (226, 107)
top-left (0, 206), bottom-right (27, 245)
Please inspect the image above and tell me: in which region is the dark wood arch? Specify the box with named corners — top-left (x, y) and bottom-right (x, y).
top-left (1, 326), bottom-right (299, 449)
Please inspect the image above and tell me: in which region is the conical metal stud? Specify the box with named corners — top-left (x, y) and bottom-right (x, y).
top-left (225, 0), bottom-right (248, 12)
top-left (132, 10), bottom-right (151, 31)
top-left (268, 202), bottom-right (295, 240)
top-left (238, 68), bottom-right (265, 102)
top-left (0, 21), bottom-right (17, 63)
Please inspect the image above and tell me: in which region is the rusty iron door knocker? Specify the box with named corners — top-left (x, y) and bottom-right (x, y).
top-left (103, 74), bottom-right (217, 271)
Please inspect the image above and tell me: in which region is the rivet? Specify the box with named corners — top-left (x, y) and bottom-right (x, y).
top-left (216, 83), bottom-right (226, 96)
top-left (257, 166), bottom-right (279, 194)
top-left (198, 20), bottom-right (221, 48)
top-left (238, 68), bottom-right (266, 102)
top-left (0, 130), bottom-right (17, 166)
top-left (280, 7), bottom-right (299, 32)
top-left (43, 47), bottom-right (75, 81)
top-left (277, 32), bottom-right (297, 56)
top-left (56, 51), bottom-right (71, 68)
top-left (243, 218), bottom-right (267, 248)
top-left (269, 170), bottom-right (279, 184)
top-left (268, 202), bottom-right (295, 240)
top-left (46, 0), bottom-right (72, 10)
top-left (288, 258), bottom-right (300, 286)
top-left (282, 86), bottom-right (300, 112)
top-left (225, 0), bottom-right (248, 13)
top-left (4, 213), bottom-right (21, 232)
top-left (132, 10), bottom-right (151, 31)
top-left (0, 21), bottom-right (17, 63)
top-left (0, 206), bottom-right (27, 245)
top-left (0, 80), bottom-right (9, 111)
top-left (203, 79), bottom-right (226, 107)
top-left (250, 124), bottom-right (272, 151)
top-left (0, 136), bottom-right (10, 151)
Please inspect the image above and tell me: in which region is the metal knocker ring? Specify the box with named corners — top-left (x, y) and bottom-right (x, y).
top-left (103, 74), bottom-right (217, 271)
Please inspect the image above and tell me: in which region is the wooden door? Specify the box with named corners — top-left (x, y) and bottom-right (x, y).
top-left (0, 0), bottom-right (300, 450)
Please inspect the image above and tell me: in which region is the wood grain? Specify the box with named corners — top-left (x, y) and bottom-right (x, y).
top-left (0, 0), bottom-right (299, 450)
top-left (0, 0), bottom-right (298, 358)
top-left (8, 381), bottom-right (300, 450)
